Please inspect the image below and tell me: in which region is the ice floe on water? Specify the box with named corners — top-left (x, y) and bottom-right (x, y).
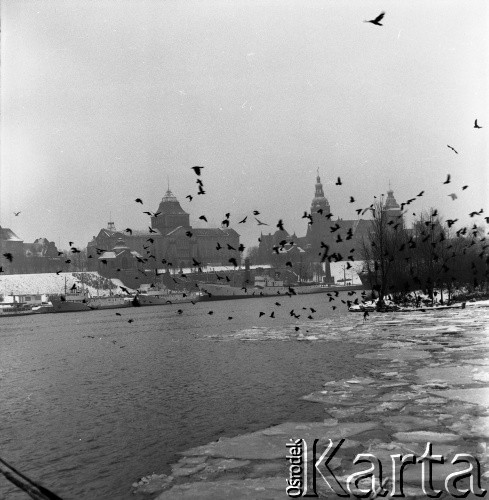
top-left (135, 307), bottom-right (489, 499)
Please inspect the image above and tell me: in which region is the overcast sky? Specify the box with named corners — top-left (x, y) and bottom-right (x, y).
top-left (1, 0), bottom-right (487, 250)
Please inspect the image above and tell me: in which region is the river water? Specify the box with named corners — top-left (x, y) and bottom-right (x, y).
top-left (0, 293), bottom-right (372, 499)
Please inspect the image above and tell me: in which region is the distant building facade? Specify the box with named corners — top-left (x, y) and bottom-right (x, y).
top-left (256, 173), bottom-right (403, 282)
top-left (0, 227), bottom-right (62, 274)
top-left (87, 189), bottom-right (240, 274)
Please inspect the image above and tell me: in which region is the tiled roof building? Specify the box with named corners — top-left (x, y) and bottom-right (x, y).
top-left (256, 174), bottom-right (403, 282)
top-left (87, 189), bottom-right (240, 273)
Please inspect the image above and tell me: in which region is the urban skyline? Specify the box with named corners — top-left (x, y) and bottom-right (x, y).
top-left (2, 1), bottom-right (487, 252)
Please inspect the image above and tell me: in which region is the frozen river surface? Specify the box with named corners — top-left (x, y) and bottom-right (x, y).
top-left (1, 292), bottom-right (376, 499)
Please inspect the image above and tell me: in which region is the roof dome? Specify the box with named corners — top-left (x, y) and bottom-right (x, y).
top-left (156, 189), bottom-right (188, 215)
top-left (385, 189), bottom-right (400, 211)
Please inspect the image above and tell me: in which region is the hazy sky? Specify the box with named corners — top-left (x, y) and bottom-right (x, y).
top-left (2, 0), bottom-right (487, 250)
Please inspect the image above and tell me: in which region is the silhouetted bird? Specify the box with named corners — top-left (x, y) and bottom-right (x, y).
top-left (462, 185), bottom-right (468, 190)
top-left (128, 319), bottom-right (134, 323)
top-left (13, 211), bottom-right (21, 216)
top-left (149, 227), bottom-right (157, 233)
top-left (349, 196), bottom-right (355, 203)
top-left (364, 11), bottom-right (385, 26)
top-left (186, 195), bottom-right (193, 202)
top-left (3, 253), bottom-right (13, 262)
top-left (259, 312), bottom-right (265, 317)
top-left (216, 243), bottom-right (222, 250)
top-left (447, 145), bottom-right (458, 154)
top-left (199, 215), bottom-right (208, 222)
top-left (335, 177), bottom-right (342, 185)
top-left (417, 191), bottom-right (424, 197)
top-left (277, 219), bottom-right (285, 231)
top-left (443, 174), bottom-right (451, 184)
top-left (229, 257), bottom-right (238, 267)
top-left (448, 193), bottom-right (458, 200)
top-left (286, 261), bottom-right (293, 267)
top-left (186, 231), bottom-right (193, 238)
top-left (135, 198), bottom-right (143, 204)
top-left (221, 219), bottom-right (230, 228)
top-left (238, 216), bottom-right (247, 223)
top-left (197, 186), bottom-right (206, 195)
top-left (191, 166), bottom-right (204, 176)
top-left (255, 217), bottom-right (268, 226)
top-left (125, 228), bottom-right (133, 235)
top-left (227, 244), bottom-right (236, 250)
top-left (474, 119), bottom-right (482, 129)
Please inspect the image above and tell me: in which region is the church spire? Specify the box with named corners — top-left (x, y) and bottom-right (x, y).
top-left (311, 171), bottom-right (330, 216)
top-left (314, 171), bottom-right (325, 199)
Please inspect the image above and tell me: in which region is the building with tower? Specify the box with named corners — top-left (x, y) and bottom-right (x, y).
top-left (87, 188), bottom-right (240, 276)
top-left (256, 173), bottom-right (403, 282)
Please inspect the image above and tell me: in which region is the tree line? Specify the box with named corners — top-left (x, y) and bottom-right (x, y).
top-left (361, 201), bottom-right (488, 305)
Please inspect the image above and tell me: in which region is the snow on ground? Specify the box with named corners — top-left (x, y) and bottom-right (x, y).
top-left (0, 273), bottom-right (123, 297)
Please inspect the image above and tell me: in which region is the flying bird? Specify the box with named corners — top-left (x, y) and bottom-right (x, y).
top-left (229, 257), bottom-right (238, 267)
top-left (448, 193), bottom-right (458, 200)
top-left (253, 210), bottom-right (260, 215)
top-left (335, 177), bottom-right (342, 186)
top-left (277, 219), bottom-right (285, 231)
top-left (349, 197), bottom-right (355, 203)
top-left (13, 211), bottom-right (21, 216)
top-left (135, 198), bottom-right (143, 204)
top-left (417, 191), bottom-right (424, 197)
top-left (255, 217), bottom-right (268, 226)
top-left (186, 195), bottom-right (193, 202)
top-left (238, 216), bottom-right (247, 224)
top-left (443, 174), bottom-right (451, 184)
top-left (447, 145), bottom-right (458, 154)
top-left (191, 166), bottom-right (204, 176)
top-left (364, 12), bottom-right (385, 26)
top-left (149, 227), bottom-right (157, 233)
top-left (462, 185), bottom-right (468, 190)
top-left (199, 215), bottom-right (208, 222)
top-left (3, 253), bottom-right (13, 262)
top-left (125, 228), bottom-right (133, 235)
top-left (474, 119), bottom-right (482, 129)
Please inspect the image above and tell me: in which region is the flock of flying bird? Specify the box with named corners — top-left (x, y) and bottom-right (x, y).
top-left (2, 11), bottom-right (487, 329)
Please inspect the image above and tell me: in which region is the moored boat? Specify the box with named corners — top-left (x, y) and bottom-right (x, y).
top-left (133, 285), bottom-right (200, 306)
top-left (0, 293), bottom-right (53, 316)
top-left (87, 295), bottom-right (133, 310)
top-left (198, 275), bottom-right (325, 301)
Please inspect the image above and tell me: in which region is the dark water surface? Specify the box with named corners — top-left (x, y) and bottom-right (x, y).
top-left (0, 293), bottom-right (371, 499)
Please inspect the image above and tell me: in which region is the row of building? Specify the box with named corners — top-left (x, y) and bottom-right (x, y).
top-left (1, 174), bottom-right (403, 283)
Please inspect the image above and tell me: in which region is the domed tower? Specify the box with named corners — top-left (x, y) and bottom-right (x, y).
top-left (384, 187), bottom-right (402, 222)
top-left (151, 189), bottom-right (190, 234)
top-left (305, 171), bottom-right (334, 283)
top-left (310, 171), bottom-right (331, 219)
